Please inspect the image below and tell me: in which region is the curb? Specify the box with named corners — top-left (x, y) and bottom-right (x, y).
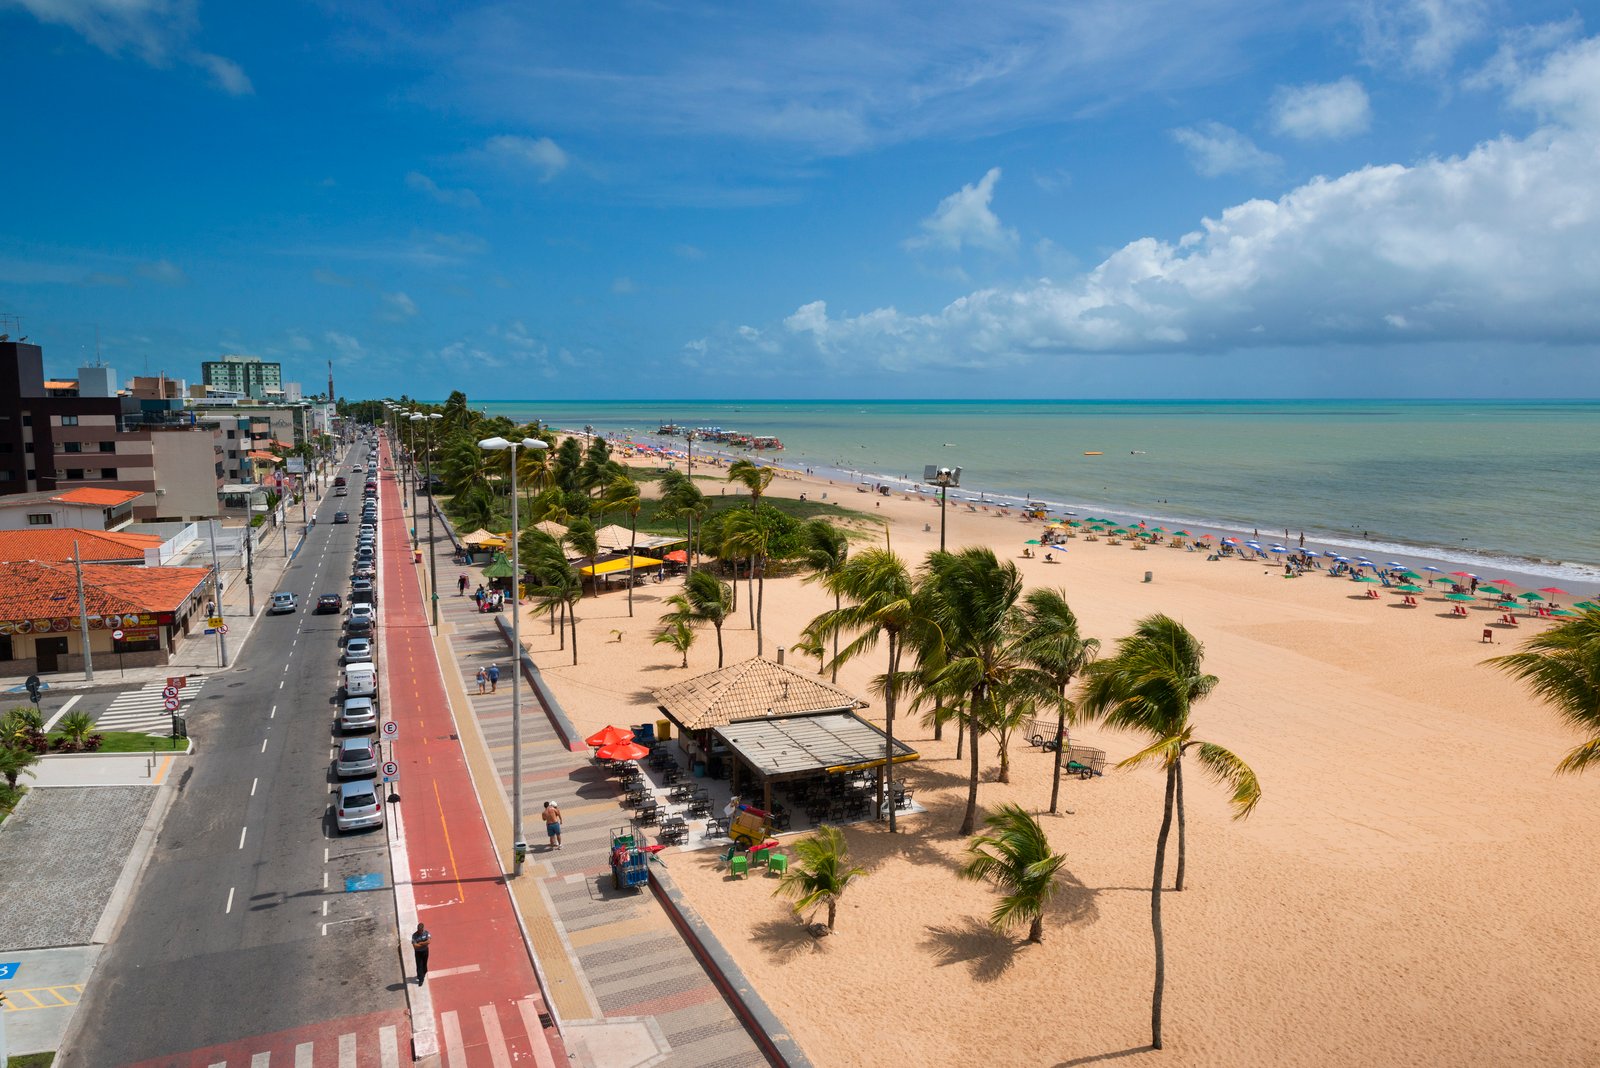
top-left (647, 862), bottom-right (812, 1068)
top-left (492, 615), bottom-right (583, 752)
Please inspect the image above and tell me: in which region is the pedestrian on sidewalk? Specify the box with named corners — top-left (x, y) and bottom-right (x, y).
top-left (458, 573), bottom-right (468, 596)
top-left (476, 667), bottom-right (487, 694)
top-left (543, 801), bottom-right (562, 848)
top-left (411, 923), bottom-right (431, 984)
top-left (488, 663), bottom-right (500, 692)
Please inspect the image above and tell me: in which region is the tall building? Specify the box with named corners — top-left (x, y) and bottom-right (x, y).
top-left (201, 355), bottom-right (281, 399)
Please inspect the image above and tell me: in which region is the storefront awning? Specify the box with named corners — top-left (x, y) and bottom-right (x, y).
top-left (580, 554), bottom-right (665, 576)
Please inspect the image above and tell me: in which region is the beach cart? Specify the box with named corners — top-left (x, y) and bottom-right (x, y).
top-left (728, 804), bottom-right (775, 849)
top-left (1063, 744), bottom-right (1107, 780)
top-left (609, 827), bottom-right (649, 891)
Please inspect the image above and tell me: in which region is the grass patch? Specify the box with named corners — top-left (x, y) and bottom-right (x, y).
top-left (45, 730), bottom-right (186, 754)
top-left (9, 1052), bottom-right (56, 1067)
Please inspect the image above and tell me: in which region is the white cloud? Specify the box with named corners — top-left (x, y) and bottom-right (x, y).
top-left (405, 171), bottom-right (481, 208)
top-left (136, 258), bottom-right (187, 285)
top-left (1358, 0), bottom-right (1488, 74)
top-left (382, 291), bottom-right (418, 319)
top-left (193, 51), bottom-right (252, 95)
top-left (674, 244), bottom-right (706, 261)
top-left (324, 331), bottom-right (364, 359)
top-left (1270, 79), bottom-right (1372, 140)
top-left (611, 277), bottom-right (636, 294)
top-left (8, 0), bottom-right (252, 93)
top-left (906, 167), bottom-right (1017, 253)
top-left (1171, 122), bottom-right (1280, 177)
top-left (722, 35), bottom-right (1600, 371)
top-left (485, 135), bottom-right (569, 181)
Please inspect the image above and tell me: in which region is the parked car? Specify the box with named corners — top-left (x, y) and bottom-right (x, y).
top-left (315, 593), bottom-right (343, 614)
top-left (335, 736), bottom-right (378, 778)
top-left (335, 780), bottom-right (384, 832)
top-left (350, 576), bottom-right (375, 595)
top-left (269, 591), bottom-right (297, 614)
top-left (348, 603), bottom-right (377, 629)
top-left (333, 511), bottom-right (349, 524)
top-left (338, 693), bottom-right (377, 729)
top-left (355, 547), bottom-right (375, 566)
top-left (343, 636), bottom-right (373, 663)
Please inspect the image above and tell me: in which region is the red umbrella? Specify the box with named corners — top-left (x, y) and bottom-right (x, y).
top-left (664, 550), bottom-right (688, 563)
top-left (1448, 571), bottom-right (1475, 578)
top-left (585, 725), bottom-right (634, 748)
top-left (597, 740), bottom-right (651, 761)
top-left (1538, 586), bottom-right (1571, 596)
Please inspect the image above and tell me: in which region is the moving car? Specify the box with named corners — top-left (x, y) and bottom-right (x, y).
top-left (335, 780), bottom-right (384, 832)
top-left (269, 591), bottom-right (297, 614)
top-left (338, 691), bottom-right (377, 728)
top-left (333, 511), bottom-right (349, 524)
top-left (315, 593), bottom-right (343, 614)
top-left (335, 737), bottom-right (378, 778)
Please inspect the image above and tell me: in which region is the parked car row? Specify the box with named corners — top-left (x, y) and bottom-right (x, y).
top-left (334, 446), bottom-right (385, 834)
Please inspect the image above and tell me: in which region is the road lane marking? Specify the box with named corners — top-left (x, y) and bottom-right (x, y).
top-left (251, 777), bottom-right (257, 796)
top-left (517, 999), bottom-right (558, 1068)
top-left (279, 680), bottom-right (284, 690)
top-left (322, 899), bottom-right (328, 916)
top-left (323, 871), bottom-right (329, 889)
top-left (432, 780), bottom-right (464, 899)
top-left (261, 738), bottom-right (269, 753)
top-left (239, 826), bottom-right (247, 849)
top-left (270, 705), bottom-right (277, 718)
top-left (225, 887), bottom-right (234, 913)
top-left (340, 1031), bottom-right (358, 1068)
top-left (252, 1052), bottom-right (269, 1068)
top-left (481, 1004), bottom-right (513, 1068)
top-left (442, 1011), bottom-right (466, 1067)
top-left (427, 964), bottom-right (482, 979)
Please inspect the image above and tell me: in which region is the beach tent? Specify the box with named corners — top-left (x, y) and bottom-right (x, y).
top-left (593, 524), bottom-right (687, 553)
top-left (580, 554), bottom-right (666, 577)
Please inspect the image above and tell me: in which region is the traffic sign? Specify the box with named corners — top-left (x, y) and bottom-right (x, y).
top-left (381, 720), bottom-right (399, 738)
top-left (167, 675), bottom-right (187, 690)
top-left (163, 696), bottom-right (180, 712)
top-left (24, 675), bottom-right (40, 696)
top-left (382, 761), bottom-right (398, 777)
top-left (0, 960), bottom-right (18, 981)
top-left (112, 629), bottom-right (124, 641)
top-left (208, 615), bottom-right (224, 628)
top-left (219, 623), bottom-right (229, 634)
top-left (162, 686), bottom-right (178, 699)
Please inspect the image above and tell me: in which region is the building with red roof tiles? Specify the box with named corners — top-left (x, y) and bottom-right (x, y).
top-left (0, 558), bottom-right (213, 675)
top-left (0, 528), bottom-right (162, 564)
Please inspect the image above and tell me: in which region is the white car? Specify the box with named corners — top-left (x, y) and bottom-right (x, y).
top-left (343, 636), bottom-right (373, 663)
top-left (335, 780), bottom-right (384, 832)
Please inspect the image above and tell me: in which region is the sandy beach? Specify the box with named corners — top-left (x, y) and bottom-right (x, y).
top-left (509, 456), bottom-right (1600, 1067)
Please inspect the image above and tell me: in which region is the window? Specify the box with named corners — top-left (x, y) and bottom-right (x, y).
top-left (61, 415), bottom-right (79, 427)
top-left (21, 415), bottom-right (31, 427)
top-left (65, 468), bottom-right (84, 479)
top-left (227, 429), bottom-right (236, 439)
top-left (27, 514), bottom-right (54, 525)
top-left (100, 467), bottom-right (118, 479)
top-left (0, 442), bottom-right (10, 453)
top-left (64, 441), bottom-right (82, 453)
top-left (24, 443), bottom-right (33, 453)
top-left (99, 441), bottom-right (116, 453)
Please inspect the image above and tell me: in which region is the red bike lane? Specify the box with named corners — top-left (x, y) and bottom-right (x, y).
top-left (376, 438), bottom-right (563, 1067)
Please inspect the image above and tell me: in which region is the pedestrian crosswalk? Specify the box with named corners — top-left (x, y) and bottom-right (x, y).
top-left (440, 999), bottom-right (557, 1068)
top-left (94, 676), bottom-right (210, 735)
top-left (131, 1016), bottom-right (403, 1068)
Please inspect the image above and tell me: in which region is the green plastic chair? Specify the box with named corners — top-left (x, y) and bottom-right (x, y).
top-left (767, 853), bottom-right (787, 875)
top-left (752, 847), bottom-right (771, 868)
top-left (729, 854), bottom-right (749, 878)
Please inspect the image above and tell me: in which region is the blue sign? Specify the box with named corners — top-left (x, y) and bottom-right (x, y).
top-left (0, 960), bottom-right (19, 981)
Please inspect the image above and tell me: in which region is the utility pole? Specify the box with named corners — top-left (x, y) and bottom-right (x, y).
top-left (206, 521), bottom-right (229, 667)
top-left (245, 524), bottom-right (255, 616)
top-left (72, 539), bottom-right (94, 682)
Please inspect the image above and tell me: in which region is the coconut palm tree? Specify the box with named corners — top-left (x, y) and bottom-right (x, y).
top-left (959, 803), bottom-right (1068, 944)
top-left (658, 471), bottom-right (709, 567)
top-left (809, 548), bottom-right (924, 832)
top-left (798, 519), bottom-right (850, 683)
top-left (0, 744), bottom-right (38, 791)
top-left (722, 508), bottom-right (783, 656)
top-left (1020, 589), bottom-right (1101, 815)
top-left (1487, 608), bottom-right (1600, 773)
top-left (653, 618), bottom-right (695, 667)
top-left (726, 458), bottom-right (774, 507)
top-left (565, 518), bottom-right (600, 601)
top-left (1081, 613), bottom-right (1261, 1051)
top-left (772, 824), bottom-right (866, 932)
top-left (671, 569), bottom-right (735, 668)
top-left (527, 550), bottom-right (582, 665)
top-left (599, 473), bottom-right (642, 617)
top-left (919, 547), bottom-right (1029, 835)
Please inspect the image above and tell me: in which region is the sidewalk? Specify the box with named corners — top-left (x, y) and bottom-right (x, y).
top-left (375, 440), bottom-right (566, 1067)
top-left (427, 529), bottom-right (773, 1065)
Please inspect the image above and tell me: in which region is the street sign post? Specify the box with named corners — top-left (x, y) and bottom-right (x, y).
top-left (167, 675), bottom-right (187, 690)
top-left (382, 760), bottom-right (399, 779)
top-left (381, 720), bottom-right (398, 738)
top-left (163, 696), bottom-right (179, 712)
top-left (208, 615), bottom-right (224, 629)
top-left (162, 686), bottom-right (178, 700)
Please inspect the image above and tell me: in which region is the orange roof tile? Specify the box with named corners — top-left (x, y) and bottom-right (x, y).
top-left (248, 450), bottom-right (278, 460)
top-left (0, 559), bottom-right (211, 623)
top-left (52, 487), bottom-right (143, 507)
top-left (44, 379), bottom-right (78, 389)
top-left (0, 529), bottom-right (162, 564)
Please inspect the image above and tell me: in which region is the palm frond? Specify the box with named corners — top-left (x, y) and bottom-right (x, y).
top-left (1192, 742), bottom-right (1263, 819)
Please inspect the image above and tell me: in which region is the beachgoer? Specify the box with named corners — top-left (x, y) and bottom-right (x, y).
top-left (458, 573), bottom-right (468, 596)
top-left (488, 663), bottom-right (500, 692)
top-left (476, 667), bottom-right (487, 694)
top-left (542, 801), bottom-right (562, 848)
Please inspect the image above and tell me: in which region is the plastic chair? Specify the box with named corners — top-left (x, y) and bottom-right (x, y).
top-left (729, 854), bottom-right (749, 878)
top-left (768, 853), bottom-right (787, 875)
top-left (752, 847), bottom-right (771, 868)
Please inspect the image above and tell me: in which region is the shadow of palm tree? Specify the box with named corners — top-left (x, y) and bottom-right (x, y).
top-left (751, 915), bottom-right (831, 962)
top-left (1051, 1045), bottom-right (1154, 1065)
top-left (1049, 868), bottom-right (1102, 929)
top-left (920, 916), bottom-right (1021, 982)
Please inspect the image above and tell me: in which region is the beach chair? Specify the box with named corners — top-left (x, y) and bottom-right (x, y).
top-left (1481, 629), bottom-right (1494, 643)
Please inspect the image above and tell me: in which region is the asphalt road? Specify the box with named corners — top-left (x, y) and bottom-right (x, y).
top-left (62, 442), bottom-right (409, 1065)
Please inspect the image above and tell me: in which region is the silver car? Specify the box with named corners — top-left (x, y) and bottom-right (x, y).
top-left (335, 780), bottom-right (384, 832)
top-left (269, 591), bottom-right (297, 614)
top-left (343, 636), bottom-right (373, 664)
top-left (338, 696), bottom-right (377, 732)
top-left (335, 736), bottom-right (378, 778)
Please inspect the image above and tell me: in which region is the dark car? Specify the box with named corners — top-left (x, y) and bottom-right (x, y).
top-left (333, 511), bottom-right (349, 524)
top-left (316, 593), bottom-right (343, 614)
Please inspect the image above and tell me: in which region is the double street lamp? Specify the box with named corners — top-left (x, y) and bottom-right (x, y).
top-left (411, 411), bottom-right (443, 627)
top-left (478, 434), bottom-right (549, 877)
top-left (924, 464), bottom-right (962, 552)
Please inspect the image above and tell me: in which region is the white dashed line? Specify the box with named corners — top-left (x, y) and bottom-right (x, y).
top-left (261, 738), bottom-right (269, 753)
top-left (270, 705), bottom-right (277, 718)
top-left (225, 887), bottom-right (234, 913)
top-left (239, 826), bottom-right (248, 850)
top-left (250, 777), bottom-right (258, 797)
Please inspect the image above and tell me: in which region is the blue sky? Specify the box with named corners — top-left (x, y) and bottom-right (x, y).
top-left (3, 0), bottom-right (1599, 399)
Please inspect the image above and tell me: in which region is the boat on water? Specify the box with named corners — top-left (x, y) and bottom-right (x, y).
top-left (1083, 451), bottom-right (1104, 456)
top-left (656, 423), bottom-right (682, 435)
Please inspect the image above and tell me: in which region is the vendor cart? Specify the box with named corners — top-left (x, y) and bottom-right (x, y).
top-left (609, 827), bottom-right (649, 891)
top-left (727, 804), bottom-right (775, 849)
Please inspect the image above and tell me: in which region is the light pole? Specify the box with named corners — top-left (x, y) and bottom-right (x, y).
top-left (413, 411), bottom-right (443, 627)
top-left (924, 465), bottom-right (962, 553)
top-left (479, 434), bottom-right (549, 877)
top-left (406, 411), bottom-right (420, 550)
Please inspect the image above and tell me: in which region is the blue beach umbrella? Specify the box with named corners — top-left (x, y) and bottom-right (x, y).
top-left (1422, 565), bottom-right (1443, 573)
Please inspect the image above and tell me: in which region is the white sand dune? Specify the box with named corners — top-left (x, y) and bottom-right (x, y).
top-left (515, 457), bottom-right (1600, 1067)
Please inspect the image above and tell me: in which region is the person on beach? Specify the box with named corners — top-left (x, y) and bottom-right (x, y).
top-left (458, 573), bottom-right (468, 596)
top-left (543, 801), bottom-right (563, 848)
top-left (488, 663), bottom-right (500, 692)
top-left (476, 667), bottom-right (487, 694)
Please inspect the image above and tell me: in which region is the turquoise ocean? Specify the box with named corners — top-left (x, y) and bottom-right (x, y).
top-left (476, 400), bottom-right (1600, 586)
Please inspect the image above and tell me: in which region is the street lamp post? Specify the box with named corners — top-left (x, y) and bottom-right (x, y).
top-left (479, 434), bottom-right (549, 877)
top-left (924, 465), bottom-right (962, 553)
top-left (413, 412), bottom-right (443, 627)
top-left (406, 411), bottom-right (420, 550)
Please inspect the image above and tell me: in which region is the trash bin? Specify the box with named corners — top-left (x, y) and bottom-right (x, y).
top-left (635, 722), bottom-right (655, 744)
top-left (656, 718), bottom-right (672, 741)
top-left (1144, 570), bottom-right (1153, 583)
top-left (414, 550), bottom-right (423, 564)
top-left (692, 760), bottom-right (706, 778)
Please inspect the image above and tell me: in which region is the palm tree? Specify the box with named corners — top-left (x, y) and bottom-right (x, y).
top-left (0, 744), bottom-right (38, 791)
top-left (658, 471), bottom-right (709, 568)
top-left (809, 548), bottom-right (923, 832)
top-left (653, 618), bottom-right (695, 667)
top-left (1487, 608), bottom-right (1600, 773)
top-left (599, 473), bottom-right (642, 617)
top-left (722, 508), bottom-right (782, 656)
top-left (959, 803), bottom-right (1068, 944)
top-left (1081, 614), bottom-right (1261, 1051)
top-left (528, 552), bottom-right (582, 665)
top-left (772, 824), bottom-right (866, 932)
top-left (726, 458), bottom-right (775, 507)
top-left (57, 710), bottom-right (95, 751)
top-left (798, 519), bottom-right (850, 683)
top-left (1020, 589), bottom-right (1101, 814)
top-left (919, 547), bottom-right (1029, 835)
top-left (672, 570), bottom-right (735, 668)
top-left (565, 518), bottom-right (600, 601)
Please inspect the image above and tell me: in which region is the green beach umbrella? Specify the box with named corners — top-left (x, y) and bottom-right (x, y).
top-left (1477, 587), bottom-right (1509, 598)
top-left (1395, 584), bottom-right (1425, 593)
top-left (1024, 539), bottom-right (1042, 545)
top-left (1519, 591), bottom-right (1544, 602)
top-left (1445, 593), bottom-right (1476, 602)
top-left (1550, 609), bottom-right (1577, 617)
top-left (1574, 601), bottom-right (1598, 611)
top-left (1173, 529), bottom-right (1191, 536)
top-left (1395, 570), bottom-right (1421, 580)
top-left (1353, 575), bottom-right (1381, 583)
top-left (1067, 520), bottom-right (1082, 527)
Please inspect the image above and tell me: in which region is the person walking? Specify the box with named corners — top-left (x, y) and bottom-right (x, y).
top-left (476, 667), bottom-right (487, 694)
top-left (411, 923), bottom-right (431, 984)
top-left (487, 663), bottom-right (500, 692)
top-left (542, 801), bottom-right (562, 848)
top-left (458, 573), bottom-right (468, 596)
